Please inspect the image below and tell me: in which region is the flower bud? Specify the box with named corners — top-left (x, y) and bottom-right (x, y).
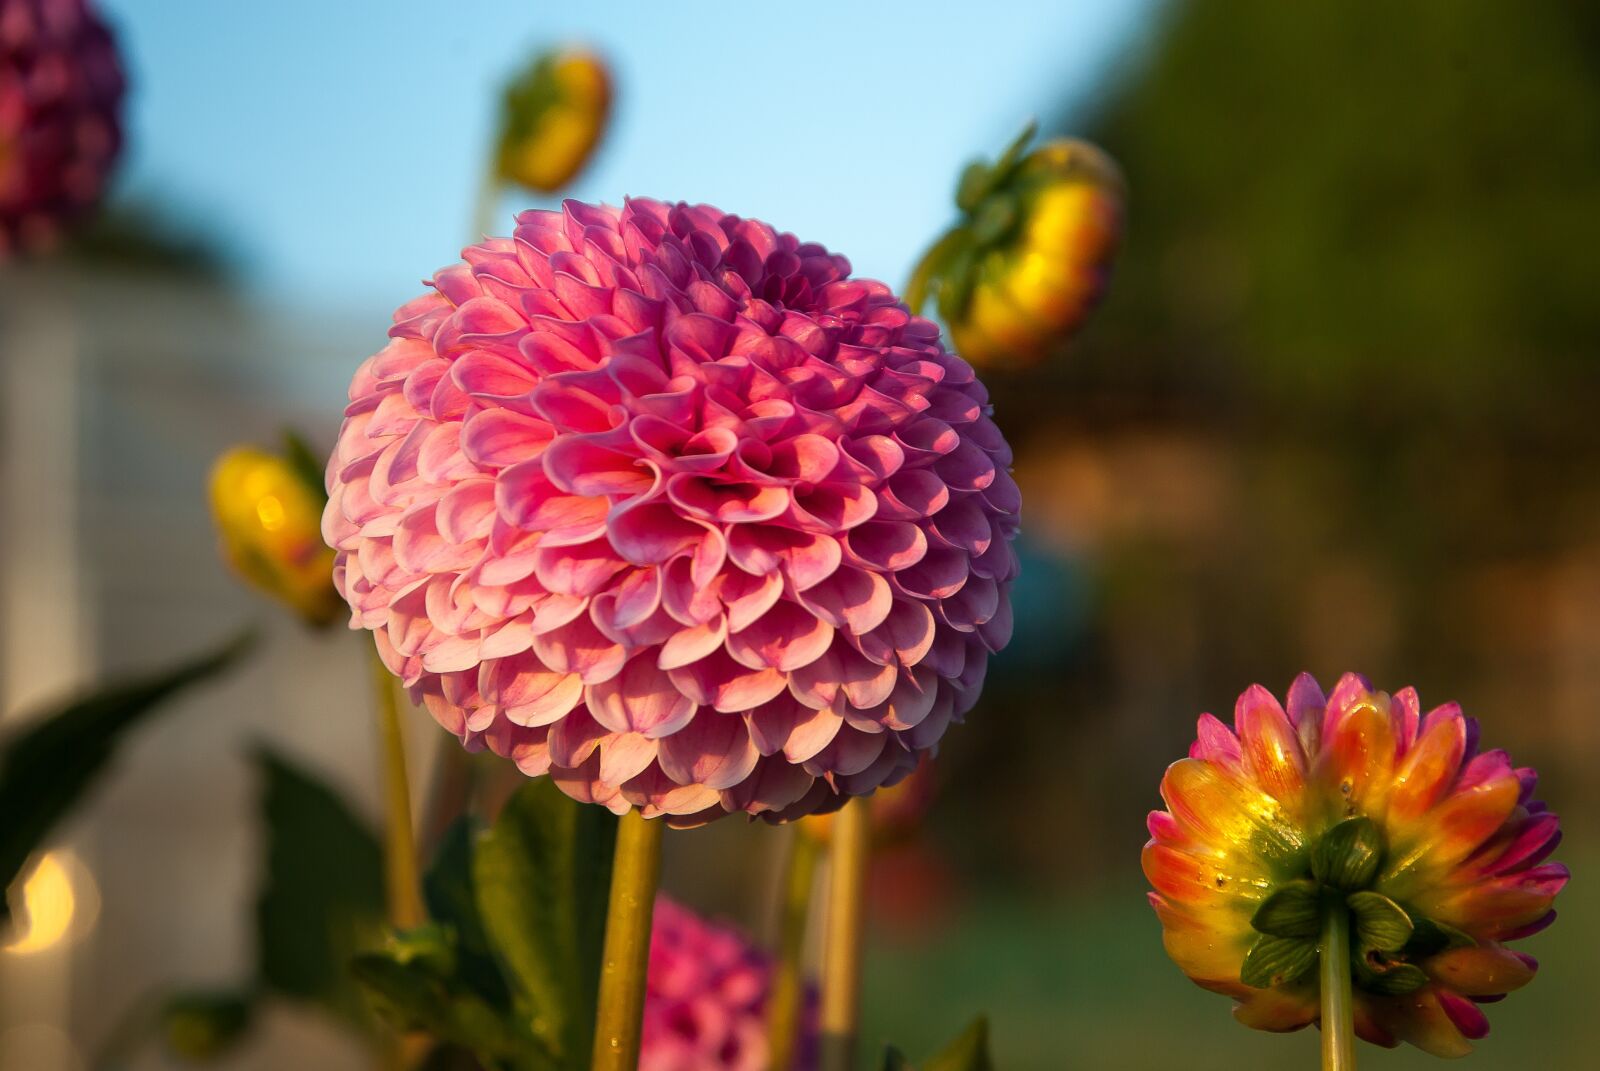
top-left (494, 47), bottom-right (611, 194)
top-left (908, 124), bottom-right (1123, 369)
top-left (160, 991), bottom-right (254, 1062)
top-left (208, 438), bottom-right (340, 627)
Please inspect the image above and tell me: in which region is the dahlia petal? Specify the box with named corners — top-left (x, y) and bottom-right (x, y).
top-left (588, 656), bottom-right (697, 737)
top-left (1160, 758), bottom-right (1304, 872)
top-left (1389, 704), bottom-right (1468, 823)
top-left (1235, 687), bottom-right (1307, 808)
top-left (461, 409), bottom-right (555, 469)
top-left (657, 713), bottom-right (760, 790)
top-left (658, 617), bottom-right (730, 670)
top-left (1425, 944), bottom-right (1537, 997)
top-left (532, 614), bottom-right (628, 684)
top-left (598, 732), bottom-right (659, 785)
top-left (725, 602), bottom-right (833, 672)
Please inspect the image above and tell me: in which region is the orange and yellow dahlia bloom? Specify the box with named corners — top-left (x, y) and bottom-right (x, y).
top-left (908, 126), bottom-right (1122, 370)
top-left (209, 441), bottom-right (340, 627)
top-left (494, 47), bottom-right (611, 195)
top-left (1144, 673), bottom-right (1566, 1057)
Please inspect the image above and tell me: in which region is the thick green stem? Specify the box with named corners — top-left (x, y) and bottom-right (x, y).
top-left (369, 643), bottom-right (426, 931)
top-left (1320, 896), bottom-right (1356, 1071)
top-left (819, 798), bottom-right (871, 1071)
top-left (768, 829), bottom-right (822, 1071)
top-left (592, 810), bottom-right (664, 1071)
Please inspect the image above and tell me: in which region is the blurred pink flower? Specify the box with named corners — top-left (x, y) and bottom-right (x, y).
top-left (0, 0), bottom-right (124, 255)
top-left (1145, 673), bottom-right (1567, 1057)
top-left (324, 199), bottom-right (1018, 825)
top-left (643, 895), bottom-right (814, 1071)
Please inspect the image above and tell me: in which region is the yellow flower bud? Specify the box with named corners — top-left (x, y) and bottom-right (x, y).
top-left (908, 126), bottom-right (1123, 369)
top-left (208, 442), bottom-right (340, 627)
top-left (495, 48), bottom-right (612, 194)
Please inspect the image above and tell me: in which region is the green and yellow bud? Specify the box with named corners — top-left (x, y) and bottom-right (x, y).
top-left (908, 125), bottom-right (1123, 369)
top-left (495, 47), bottom-right (612, 194)
top-left (208, 437), bottom-right (340, 627)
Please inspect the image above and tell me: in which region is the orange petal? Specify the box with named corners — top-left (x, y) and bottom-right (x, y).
top-left (1233, 984), bottom-right (1318, 1033)
top-left (1387, 774), bottom-right (1521, 890)
top-left (1142, 841), bottom-right (1270, 909)
top-left (1314, 692), bottom-right (1397, 816)
top-left (1388, 706), bottom-right (1467, 824)
top-left (1160, 758), bottom-right (1306, 875)
top-left (1425, 944), bottom-right (1537, 997)
top-left (1148, 892), bottom-right (1253, 987)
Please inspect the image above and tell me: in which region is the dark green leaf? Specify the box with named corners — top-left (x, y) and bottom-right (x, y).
top-left (1311, 817), bottom-right (1384, 890)
top-left (472, 780), bottom-right (617, 1067)
top-left (1354, 952), bottom-right (1429, 996)
top-left (880, 1046), bottom-right (913, 1071)
top-left (254, 748), bottom-right (385, 1030)
top-left (351, 952), bottom-right (536, 1069)
top-left (1240, 934), bottom-right (1319, 989)
top-left (160, 990), bottom-right (257, 1062)
top-left (1347, 891), bottom-right (1413, 952)
top-left (280, 429), bottom-right (329, 506)
top-left (922, 1016), bottom-right (994, 1071)
top-left (1251, 878), bottom-right (1321, 938)
top-left (0, 633), bottom-right (252, 925)
top-left (1404, 914), bottom-right (1477, 958)
top-left (425, 817), bottom-right (511, 1011)
top-left (935, 245), bottom-right (979, 323)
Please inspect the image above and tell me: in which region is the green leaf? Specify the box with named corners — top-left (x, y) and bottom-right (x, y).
top-left (1251, 879), bottom-right (1321, 938)
top-left (1311, 816), bottom-right (1384, 890)
top-left (922, 1016), bottom-right (994, 1071)
top-left (880, 1046), bottom-right (913, 1071)
top-left (350, 951), bottom-right (538, 1069)
top-left (1241, 934), bottom-right (1319, 989)
top-left (1347, 891), bottom-right (1413, 952)
top-left (253, 748), bottom-right (386, 1030)
top-left (425, 817), bottom-right (512, 1012)
top-left (0, 633), bottom-right (252, 925)
top-left (472, 779), bottom-right (617, 1067)
top-left (159, 990), bottom-right (257, 1062)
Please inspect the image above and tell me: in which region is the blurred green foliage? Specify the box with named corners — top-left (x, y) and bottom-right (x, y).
top-left (942, 0), bottom-right (1600, 886)
top-left (1058, 0), bottom-right (1600, 419)
top-left (0, 634), bottom-right (251, 926)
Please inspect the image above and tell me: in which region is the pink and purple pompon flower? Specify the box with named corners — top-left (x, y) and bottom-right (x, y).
top-left (323, 198), bottom-right (1018, 825)
top-left (0, 0), bottom-right (124, 255)
top-left (644, 895), bottom-right (815, 1071)
top-left (1145, 673), bottom-right (1567, 1057)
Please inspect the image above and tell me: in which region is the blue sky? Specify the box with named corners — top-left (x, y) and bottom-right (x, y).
top-left (101, 0), bottom-right (1152, 315)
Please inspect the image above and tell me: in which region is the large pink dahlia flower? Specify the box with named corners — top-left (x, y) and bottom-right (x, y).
top-left (643, 895), bottom-right (815, 1071)
top-left (0, 0), bottom-right (124, 255)
top-left (324, 199), bottom-right (1018, 825)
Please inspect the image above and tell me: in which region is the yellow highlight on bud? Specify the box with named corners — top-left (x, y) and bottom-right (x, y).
top-left (209, 445), bottom-right (340, 627)
top-left (496, 48), bottom-right (612, 194)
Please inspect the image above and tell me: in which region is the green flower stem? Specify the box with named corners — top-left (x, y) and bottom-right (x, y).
top-left (819, 798), bottom-right (871, 1071)
top-left (768, 828), bottom-right (822, 1071)
top-left (369, 641), bottom-right (426, 931)
top-left (592, 809), bottom-right (665, 1071)
top-left (1320, 894), bottom-right (1357, 1071)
